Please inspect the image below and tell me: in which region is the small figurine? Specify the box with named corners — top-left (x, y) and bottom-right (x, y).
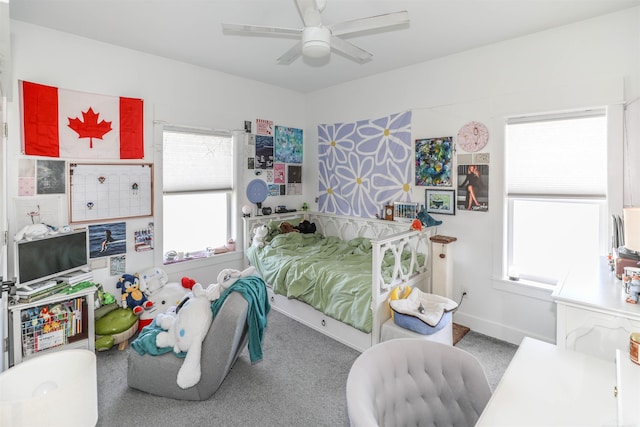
top-left (625, 273), bottom-right (640, 304)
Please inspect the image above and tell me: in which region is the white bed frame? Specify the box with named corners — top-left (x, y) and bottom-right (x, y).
top-left (243, 212), bottom-right (435, 352)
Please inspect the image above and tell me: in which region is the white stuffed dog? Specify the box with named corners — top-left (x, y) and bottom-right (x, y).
top-left (155, 282), bottom-right (221, 389)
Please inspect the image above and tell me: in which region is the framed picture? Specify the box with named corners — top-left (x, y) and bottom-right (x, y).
top-left (426, 189), bottom-right (455, 215)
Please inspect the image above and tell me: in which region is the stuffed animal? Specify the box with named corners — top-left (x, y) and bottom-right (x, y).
top-left (14, 223), bottom-right (56, 241)
top-left (388, 285), bottom-right (412, 319)
top-left (294, 220), bottom-right (316, 234)
top-left (252, 225), bottom-right (269, 248)
top-left (417, 205), bottom-right (443, 227)
top-left (155, 282), bottom-right (221, 389)
top-left (139, 267), bottom-right (169, 294)
top-left (117, 273), bottom-right (153, 315)
top-left (279, 221), bottom-right (299, 234)
top-left (138, 275), bottom-right (192, 331)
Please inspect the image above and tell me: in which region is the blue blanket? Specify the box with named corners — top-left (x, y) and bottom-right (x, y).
top-left (212, 276), bottom-right (270, 363)
top-left (131, 276), bottom-right (270, 363)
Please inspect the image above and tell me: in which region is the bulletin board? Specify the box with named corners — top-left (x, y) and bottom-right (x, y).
top-left (69, 163), bottom-right (153, 223)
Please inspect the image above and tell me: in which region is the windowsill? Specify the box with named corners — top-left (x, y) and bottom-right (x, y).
top-left (493, 276), bottom-right (555, 302)
top-left (161, 250), bottom-right (244, 275)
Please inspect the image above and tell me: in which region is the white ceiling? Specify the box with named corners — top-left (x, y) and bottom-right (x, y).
top-left (9, 0), bottom-right (640, 93)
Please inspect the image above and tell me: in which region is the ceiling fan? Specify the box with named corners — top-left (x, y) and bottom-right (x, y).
top-left (221, 0), bottom-right (409, 64)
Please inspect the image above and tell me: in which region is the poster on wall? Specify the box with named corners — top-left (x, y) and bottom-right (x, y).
top-left (317, 111), bottom-right (413, 218)
top-left (18, 159), bottom-right (36, 196)
top-left (88, 221), bottom-right (127, 258)
top-left (415, 136), bottom-right (453, 187)
top-left (255, 135), bottom-right (274, 169)
top-left (256, 118), bottom-right (273, 136)
top-left (37, 160), bottom-right (66, 195)
top-left (457, 164), bottom-right (489, 212)
top-left (275, 126), bottom-right (303, 164)
top-left (274, 163), bottom-right (286, 183)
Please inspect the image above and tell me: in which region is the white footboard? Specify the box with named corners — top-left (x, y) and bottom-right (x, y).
top-left (243, 212), bottom-right (434, 351)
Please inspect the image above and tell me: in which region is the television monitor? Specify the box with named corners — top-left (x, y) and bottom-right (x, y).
top-left (14, 230), bottom-right (89, 288)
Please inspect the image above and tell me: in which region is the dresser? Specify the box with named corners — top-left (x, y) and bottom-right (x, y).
top-left (552, 257), bottom-right (640, 361)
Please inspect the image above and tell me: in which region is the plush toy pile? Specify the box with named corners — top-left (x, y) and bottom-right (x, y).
top-left (137, 267), bottom-right (194, 331)
top-left (155, 280), bottom-right (228, 389)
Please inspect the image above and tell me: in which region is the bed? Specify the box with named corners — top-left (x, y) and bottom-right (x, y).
top-left (243, 212), bottom-right (435, 352)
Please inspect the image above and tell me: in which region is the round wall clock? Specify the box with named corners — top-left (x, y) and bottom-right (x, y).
top-left (457, 121), bottom-right (489, 152)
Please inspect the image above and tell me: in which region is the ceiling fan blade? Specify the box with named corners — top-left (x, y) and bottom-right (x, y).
top-left (330, 36), bottom-right (372, 64)
top-left (221, 23), bottom-right (301, 37)
top-left (277, 42), bottom-right (303, 65)
top-left (295, 0), bottom-right (322, 27)
top-left (329, 11), bottom-right (409, 37)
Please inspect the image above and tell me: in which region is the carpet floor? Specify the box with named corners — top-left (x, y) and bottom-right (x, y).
top-left (96, 310), bottom-right (517, 426)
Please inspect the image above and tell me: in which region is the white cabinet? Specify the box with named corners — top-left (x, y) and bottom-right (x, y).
top-left (7, 287), bottom-right (96, 366)
top-left (552, 258), bottom-right (640, 361)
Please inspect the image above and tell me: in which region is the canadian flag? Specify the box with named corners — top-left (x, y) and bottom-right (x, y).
top-left (20, 80), bottom-right (144, 159)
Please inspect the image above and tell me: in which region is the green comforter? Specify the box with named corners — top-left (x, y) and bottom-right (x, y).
top-left (246, 232), bottom-right (415, 333)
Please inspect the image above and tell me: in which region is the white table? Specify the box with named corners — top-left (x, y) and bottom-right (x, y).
top-left (476, 337), bottom-right (618, 426)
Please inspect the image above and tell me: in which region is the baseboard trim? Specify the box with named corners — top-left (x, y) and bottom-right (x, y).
top-left (453, 311), bottom-right (554, 346)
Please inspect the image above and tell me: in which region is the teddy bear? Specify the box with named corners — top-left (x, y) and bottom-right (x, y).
top-left (155, 282), bottom-right (221, 389)
top-left (117, 273), bottom-right (153, 315)
top-left (294, 220), bottom-right (316, 234)
top-left (252, 224), bottom-right (269, 248)
top-left (279, 221), bottom-right (299, 234)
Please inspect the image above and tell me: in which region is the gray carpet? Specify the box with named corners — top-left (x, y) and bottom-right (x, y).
top-left (96, 310), bottom-right (517, 426)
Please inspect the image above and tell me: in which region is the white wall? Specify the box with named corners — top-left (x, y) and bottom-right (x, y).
top-left (304, 8), bottom-right (640, 344)
top-left (6, 8), bottom-right (640, 345)
top-left (7, 21), bottom-right (306, 297)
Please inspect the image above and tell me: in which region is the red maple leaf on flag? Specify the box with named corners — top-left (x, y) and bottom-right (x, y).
top-left (68, 107), bottom-right (113, 149)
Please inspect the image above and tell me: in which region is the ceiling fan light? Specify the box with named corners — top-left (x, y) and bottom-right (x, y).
top-left (302, 26), bottom-right (331, 58)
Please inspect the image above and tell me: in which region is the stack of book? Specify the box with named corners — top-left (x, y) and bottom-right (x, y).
top-left (16, 280), bottom-right (68, 303)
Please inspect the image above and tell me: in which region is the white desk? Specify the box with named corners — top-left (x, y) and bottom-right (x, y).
top-left (477, 337), bottom-right (617, 426)
top-left (552, 258), bottom-right (640, 361)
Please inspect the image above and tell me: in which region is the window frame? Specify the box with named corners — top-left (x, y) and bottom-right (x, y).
top-left (502, 108), bottom-right (615, 290)
top-left (156, 124), bottom-right (237, 266)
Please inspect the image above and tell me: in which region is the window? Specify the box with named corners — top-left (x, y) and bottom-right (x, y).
top-left (505, 110), bottom-right (607, 286)
top-left (162, 128), bottom-right (233, 262)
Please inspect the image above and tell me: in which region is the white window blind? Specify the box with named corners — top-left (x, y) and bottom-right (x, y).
top-left (506, 110), bottom-right (607, 197)
top-left (163, 130), bottom-right (233, 192)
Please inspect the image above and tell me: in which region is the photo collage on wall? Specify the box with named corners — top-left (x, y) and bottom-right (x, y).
top-left (414, 121), bottom-right (491, 214)
top-left (247, 118), bottom-right (303, 196)
top-left (415, 136), bottom-right (456, 215)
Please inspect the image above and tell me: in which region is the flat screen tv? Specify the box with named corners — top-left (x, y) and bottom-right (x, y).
top-left (15, 230), bottom-right (89, 288)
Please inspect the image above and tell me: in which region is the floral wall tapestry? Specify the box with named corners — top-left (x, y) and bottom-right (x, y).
top-left (317, 111), bottom-right (413, 218)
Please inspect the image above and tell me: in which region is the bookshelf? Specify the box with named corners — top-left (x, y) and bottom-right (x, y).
top-left (8, 287), bottom-right (96, 366)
